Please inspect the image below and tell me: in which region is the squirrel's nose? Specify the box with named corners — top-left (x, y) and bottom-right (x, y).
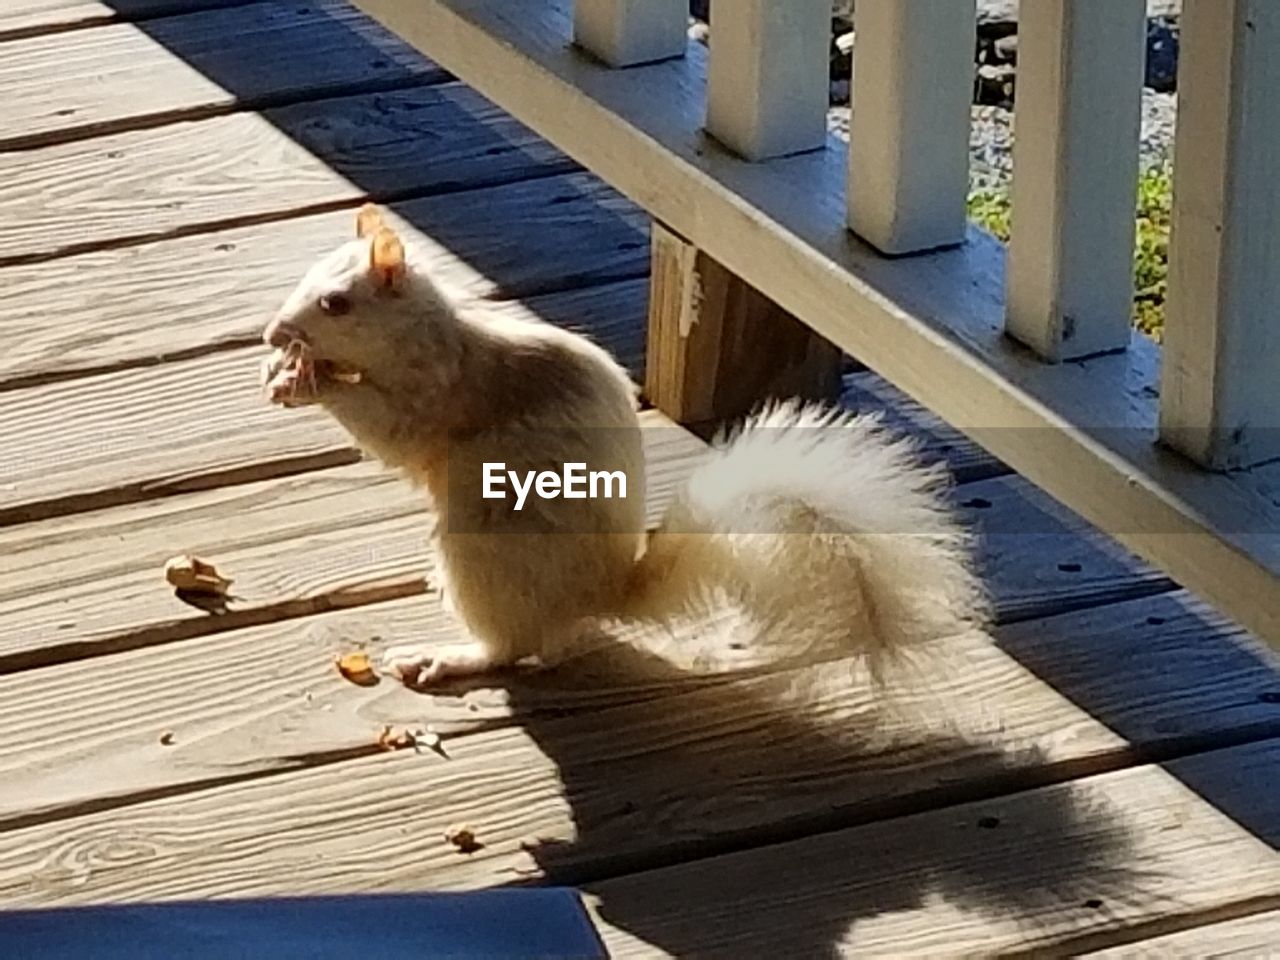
top-left (263, 318), bottom-right (301, 349)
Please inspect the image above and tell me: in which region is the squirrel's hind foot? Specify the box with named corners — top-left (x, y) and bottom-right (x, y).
top-left (383, 640), bottom-right (495, 688)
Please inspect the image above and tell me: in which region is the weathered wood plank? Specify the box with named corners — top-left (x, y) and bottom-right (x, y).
top-left (0, 413), bottom-right (703, 667)
top-left (0, 593), bottom-right (1274, 926)
top-left (1084, 910), bottom-right (1280, 957)
top-left (0, 453), bottom-right (1169, 670)
top-left (0, 182), bottom-right (646, 388)
top-left (587, 739), bottom-right (1280, 957)
top-left (961, 474), bottom-right (1174, 623)
top-left (0, 346), bottom-right (355, 525)
top-left (0, 188), bottom-right (651, 524)
top-left (0, 0), bottom-right (255, 41)
top-left (841, 369), bottom-right (1006, 484)
top-left (645, 221), bottom-right (842, 424)
top-left (0, 1), bottom-right (445, 150)
top-left (0, 82), bottom-right (583, 265)
top-left (0, 309), bottom-right (631, 529)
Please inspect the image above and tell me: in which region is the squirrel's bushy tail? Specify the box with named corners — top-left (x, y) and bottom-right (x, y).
top-left (625, 400), bottom-right (989, 671)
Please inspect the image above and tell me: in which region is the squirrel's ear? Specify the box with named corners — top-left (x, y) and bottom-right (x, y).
top-left (356, 203), bottom-right (385, 239)
top-left (369, 227), bottom-right (405, 288)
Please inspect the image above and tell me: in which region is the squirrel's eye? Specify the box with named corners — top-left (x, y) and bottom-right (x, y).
top-left (318, 293), bottom-right (351, 316)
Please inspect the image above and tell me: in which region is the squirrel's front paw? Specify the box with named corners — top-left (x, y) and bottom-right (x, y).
top-left (383, 641), bottom-right (494, 688)
top-left (262, 343), bottom-right (321, 408)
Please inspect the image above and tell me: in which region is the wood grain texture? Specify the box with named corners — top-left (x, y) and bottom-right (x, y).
top-left (0, 413), bottom-right (704, 667)
top-left (587, 739), bottom-right (1280, 957)
top-left (0, 82), bottom-right (583, 264)
top-left (0, 346), bottom-right (356, 525)
top-left (0, 190), bottom-right (651, 524)
top-left (646, 221), bottom-right (842, 424)
top-left (0, 0), bottom-right (256, 41)
top-left (958, 474), bottom-right (1175, 623)
top-left (0, 1), bottom-right (444, 150)
top-left (0, 592), bottom-right (1275, 936)
top-left (0, 177), bottom-right (647, 387)
top-left (0, 456), bottom-right (1168, 669)
top-left (346, 0), bottom-right (1280, 648)
top-left (1084, 910), bottom-right (1280, 957)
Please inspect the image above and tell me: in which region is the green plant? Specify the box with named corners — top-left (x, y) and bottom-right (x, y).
top-left (967, 162), bottom-right (1173, 340)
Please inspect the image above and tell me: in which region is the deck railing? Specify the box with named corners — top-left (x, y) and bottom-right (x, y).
top-left (351, 0), bottom-right (1280, 646)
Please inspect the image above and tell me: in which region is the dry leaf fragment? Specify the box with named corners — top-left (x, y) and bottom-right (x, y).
top-left (444, 824), bottom-right (482, 854)
top-left (335, 652), bottom-right (378, 686)
top-left (376, 724), bottom-right (417, 751)
top-left (164, 555), bottom-right (232, 596)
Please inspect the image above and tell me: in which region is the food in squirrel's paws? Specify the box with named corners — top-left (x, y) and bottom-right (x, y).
top-left (335, 652), bottom-right (378, 686)
top-left (263, 339), bottom-right (361, 406)
top-left (164, 555), bottom-right (232, 596)
top-left (262, 339), bottom-right (317, 407)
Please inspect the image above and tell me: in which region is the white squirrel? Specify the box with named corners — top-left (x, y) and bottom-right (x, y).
top-left (262, 205), bottom-right (987, 686)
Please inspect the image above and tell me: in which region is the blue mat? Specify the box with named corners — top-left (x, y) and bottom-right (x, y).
top-left (0, 889), bottom-right (607, 958)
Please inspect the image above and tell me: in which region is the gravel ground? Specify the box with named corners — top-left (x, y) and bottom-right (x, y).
top-left (828, 90), bottom-right (1177, 193)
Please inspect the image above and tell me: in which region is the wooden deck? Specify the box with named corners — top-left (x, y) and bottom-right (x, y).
top-left (1, 2), bottom-right (1278, 955)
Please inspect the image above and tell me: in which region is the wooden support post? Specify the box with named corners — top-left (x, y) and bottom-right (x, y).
top-left (1159, 0), bottom-right (1280, 469)
top-left (1005, 0), bottom-right (1146, 361)
top-left (573, 0), bottom-right (687, 68)
top-left (847, 0), bottom-right (975, 255)
top-left (645, 223), bottom-right (843, 426)
top-left (704, 0), bottom-right (830, 161)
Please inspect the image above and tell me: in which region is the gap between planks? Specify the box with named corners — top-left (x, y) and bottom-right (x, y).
top-left (0, 0), bottom-right (448, 150)
top-left (0, 81), bottom-right (587, 268)
top-left (0, 179), bottom-right (648, 394)
top-left (0, 335), bottom-right (1185, 838)
top-left (0, 411), bottom-right (704, 671)
top-left (1081, 907), bottom-right (1280, 957)
top-left (0, 451), bottom-right (1174, 673)
top-left (0, 590), bottom-right (1275, 958)
top-left (0, 0), bottom-right (264, 42)
top-left (584, 738), bottom-right (1280, 957)
top-left (0, 290), bottom-right (647, 528)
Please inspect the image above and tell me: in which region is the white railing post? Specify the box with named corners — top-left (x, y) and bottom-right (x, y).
top-left (1004, 0), bottom-right (1146, 362)
top-left (573, 0), bottom-right (687, 68)
top-left (1159, 0), bottom-right (1280, 470)
top-left (847, 0), bottom-right (975, 255)
top-left (704, 0), bottom-right (830, 161)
